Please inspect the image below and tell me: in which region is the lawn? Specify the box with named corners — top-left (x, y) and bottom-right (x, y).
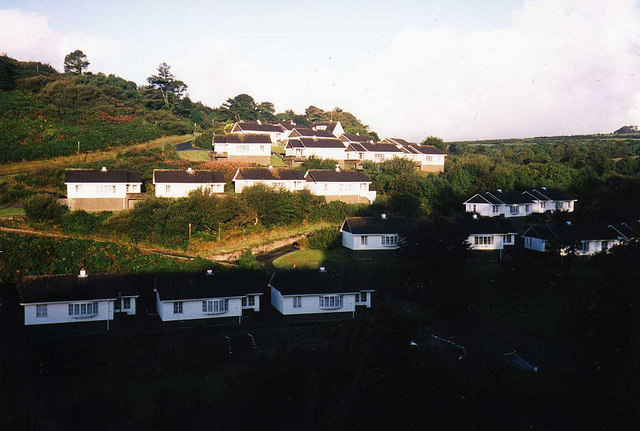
top-left (179, 149), bottom-right (211, 162)
top-left (0, 207), bottom-right (25, 217)
top-left (272, 248), bottom-right (350, 269)
top-left (270, 154), bottom-right (287, 167)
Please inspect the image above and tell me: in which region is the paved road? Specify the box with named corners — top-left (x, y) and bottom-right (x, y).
top-left (255, 244), bottom-right (298, 268)
top-left (174, 141), bottom-right (195, 151)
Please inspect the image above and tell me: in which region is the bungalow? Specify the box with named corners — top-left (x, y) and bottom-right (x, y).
top-left (310, 121), bottom-right (345, 138)
top-left (522, 187), bottom-right (577, 213)
top-left (382, 138), bottom-right (447, 172)
top-left (153, 168), bottom-right (225, 197)
top-left (230, 120), bottom-right (287, 143)
top-left (304, 168), bottom-right (376, 204)
top-left (65, 167), bottom-right (143, 211)
top-left (232, 167), bottom-right (306, 193)
top-left (287, 127), bottom-right (337, 139)
top-left (339, 133), bottom-right (376, 145)
top-left (340, 215), bottom-right (413, 251)
top-left (345, 142), bottom-right (408, 163)
top-left (522, 225), bottom-right (557, 252)
top-left (20, 270), bottom-right (139, 328)
top-left (269, 269), bottom-right (373, 318)
top-left (284, 137), bottom-right (347, 161)
top-left (212, 133), bottom-right (272, 165)
top-left (524, 222), bottom-right (635, 255)
top-left (457, 216), bottom-right (518, 252)
top-left (463, 190), bottom-right (535, 218)
top-left (154, 271), bottom-right (265, 323)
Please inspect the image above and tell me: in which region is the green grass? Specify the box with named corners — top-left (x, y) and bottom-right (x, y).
top-left (179, 149), bottom-right (211, 162)
top-left (270, 154), bottom-right (287, 167)
top-left (0, 207), bottom-right (25, 217)
top-left (272, 248), bottom-right (350, 269)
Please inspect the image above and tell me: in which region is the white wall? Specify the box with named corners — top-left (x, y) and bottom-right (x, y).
top-left (467, 234), bottom-right (515, 250)
top-left (305, 181), bottom-right (376, 202)
top-left (157, 297), bottom-right (243, 322)
top-left (270, 286), bottom-right (284, 313)
top-left (524, 236), bottom-right (547, 252)
top-left (155, 183), bottom-right (225, 198)
top-left (464, 203), bottom-right (532, 218)
top-left (242, 294), bottom-right (261, 312)
top-left (271, 290), bottom-right (357, 315)
top-left (116, 296), bottom-right (137, 315)
top-left (465, 203), bottom-right (494, 217)
top-left (66, 183), bottom-right (141, 199)
top-left (231, 129), bottom-right (282, 143)
top-left (342, 232), bottom-right (400, 251)
top-left (575, 239), bottom-right (621, 256)
top-left (234, 179), bottom-right (305, 193)
top-left (285, 146), bottom-right (345, 160)
top-left (24, 299), bottom-right (114, 326)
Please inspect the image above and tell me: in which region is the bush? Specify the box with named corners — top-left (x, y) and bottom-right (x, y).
top-left (194, 130), bottom-right (213, 149)
top-left (22, 193), bottom-right (66, 222)
top-left (237, 250), bottom-right (260, 269)
top-left (307, 227), bottom-right (340, 250)
top-left (61, 211), bottom-right (107, 235)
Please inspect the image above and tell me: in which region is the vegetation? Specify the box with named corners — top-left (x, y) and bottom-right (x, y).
top-left (272, 248), bottom-right (349, 269)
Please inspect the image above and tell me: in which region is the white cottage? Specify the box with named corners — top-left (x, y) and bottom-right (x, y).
top-left (464, 188), bottom-right (576, 218)
top-left (20, 271), bottom-right (138, 327)
top-left (154, 271), bottom-right (264, 323)
top-left (232, 168), bottom-right (306, 193)
top-left (345, 142), bottom-right (408, 163)
top-left (212, 133), bottom-right (272, 165)
top-left (269, 270), bottom-right (373, 318)
top-left (304, 169), bottom-right (376, 204)
top-left (153, 168), bottom-right (226, 197)
top-left (231, 120), bottom-right (287, 143)
top-left (339, 133), bottom-right (376, 145)
top-left (383, 138), bottom-right (447, 172)
top-left (522, 188), bottom-right (577, 213)
top-left (285, 137), bottom-right (347, 161)
top-left (310, 121), bottom-right (345, 138)
top-left (458, 216), bottom-right (518, 252)
top-left (341, 215), bottom-right (414, 251)
top-left (65, 168), bottom-right (142, 211)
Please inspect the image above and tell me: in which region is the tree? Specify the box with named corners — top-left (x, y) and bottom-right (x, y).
top-left (147, 62), bottom-right (187, 107)
top-left (222, 94), bottom-right (257, 121)
top-left (0, 54), bottom-right (17, 90)
top-left (256, 101), bottom-right (276, 121)
top-left (305, 105), bottom-right (325, 123)
top-left (422, 136), bottom-right (447, 152)
top-left (63, 50), bottom-right (90, 75)
top-left (22, 194), bottom-right (66, 222)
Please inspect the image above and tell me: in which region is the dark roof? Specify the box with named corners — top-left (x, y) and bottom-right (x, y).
top-left (527, 188), bottom-right (575, 201)
top-left (20, 274), bottom-right (142, 304)
top-left (488, 190), bottom-right (535, 204)
top-left (342, 216), bottom-right (415, 234)
top-left (310, 121), bottom-right (340, 133)
top-left (406, 144), bottom-right (447, 155)
top-left (65, 169), bottom-right (142, 184)
top-left (268, 120), bottom-right (296, 130)
top-left (523, 225), bottom-right (558, 241)
top-left (153, 169), bottom-right (225, 184)
top-left (287, 137), bottom-right (345, 149)
top-left (465, 194), bottom-right (492, 204)
top-left (289, 128), bottom-right (337, 138)
top-left (269, 270), bottom-right (376, 295)
top-left (457, 217), bottom-right (518, 235)
top-left (213, 133), bottom-right (272, 144)
top-left (233, 122), bottom-right (283, 133)
top-left (234, 168), bottom-right (304, 181)
top-left (560, 224), bottom-right (627, 242)
top-left (385, 137), bottom-right (412, 146)
top-left (154, 271), bottom-right (267, 300)
top-left (305, 170), bottom-right (372, 183)
top-left (340, 133), bottom-right (374, 142)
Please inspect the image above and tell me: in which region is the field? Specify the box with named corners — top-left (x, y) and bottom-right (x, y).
top-left (272, 248), bottom-right (350, 269)
top-left (178, 149), bottom-right (211, 162)
top-left (0, 207), bottom-right (25, 217)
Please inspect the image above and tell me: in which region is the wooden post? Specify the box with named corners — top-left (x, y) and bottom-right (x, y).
top-left (188, 223), bottom-right (192, 247)
top-left (77, 141), bottom-right (80, 155)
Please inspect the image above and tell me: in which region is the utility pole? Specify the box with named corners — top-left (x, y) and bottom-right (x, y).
top-left (77, 141), bottom-right (80, 155)
top-left (188, 223), bottom-right (192, 247)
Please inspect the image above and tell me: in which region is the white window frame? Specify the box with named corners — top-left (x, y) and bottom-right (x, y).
top-left (319, 295), bottom-right (343, 309)
top-left (492, 205), bottom-right (499, 213)
top-left (237, 145), bottom-right (250, 153)
top-left (68, 302), bottom-right (98, 317)
top-left (293, 297), bottom-right (302, 308)
top-left (173, 301), bottom-right (183, 314)
top-left (36, 304), bottom-right (47, 318)
top-left (123, 297), bottom-right (131, 310)
top-left (382, 235), bottom-right (398, 247)
top-left (510, 205), bottom-right (519, 215)
top-left (165, 184), bottom-right (171, 193)
top-left (202, 299), bottom-right (229, 314)
top-left (360, 236), bottom-right (368, 246)
top-left (474, 236), bottom-right (494, 245)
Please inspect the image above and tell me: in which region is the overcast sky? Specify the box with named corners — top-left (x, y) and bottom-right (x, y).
top-left (2, 0), bottom-right (639, 141)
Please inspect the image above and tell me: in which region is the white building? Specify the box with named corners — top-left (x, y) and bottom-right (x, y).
top-left (339, 133), bottom-right (376, 145)
top-left (231, 120), bottom-right (287, 143)
top-left (287, 127), bottom-right (338, 140)
top-left (154, 271), bottom-right (264, 323)
top-left (304, 169), bottom-right (376, 204)
top-left (383, 138), bottom-right (447, 173)
top-left (232, 168), bottom-right (306, 193)
top-left (269, 270), bottom-right (373, 318)
top-left (458, 216), bottom-right (518, 252)
top-left (20, 271), bottom-right (138, 327)
top-left (153, 168), bottom-right (225, 197)
top-left (345, 142), bottom-right (408, 163)
top-left (523, 222), bottom-right (636, 255)
top-left (212, 133), bottom-right (272, 165)
top-left (65, 167), bottom-right (143, 211)
top-left (340, 215), bottom-right (413, 251)
top-left (310, 121), bottom-right (345, 138)
top-left (285, 137), bottom-right (347, 161)
top-left (464, 188), bottom-right (576, 218)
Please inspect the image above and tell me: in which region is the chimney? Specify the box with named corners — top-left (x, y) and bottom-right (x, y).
top-left (319, 267), bottom-right (327, 273)
top-left (335, 164), bottom-right (341, 172)
top-left (381, 213), bottom-right (387, 220)
top-left (101, 167), bottom-right (107, 172)
top-left (473, 214), bottom-right (478, 219)
top-left (187, 167), bottom-right (194, 174)
top-left (541, 186), bottom-right (547, 190)
top-left (497, 189), bottom-right (502, 193)
top-left (257, 120), bottom-right (262, 125)
top-left (206, 269), bottom-right (214, 276)
top-left (356, 132), bottom-right (360, 136)
top-left (268, 165), bottom-right (274, 169)
top-left (566, 221), bottom-right (572, 226)
top-left (79, 268), bottom-right (88, 278)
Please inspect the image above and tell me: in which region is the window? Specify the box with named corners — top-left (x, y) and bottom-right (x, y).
top-left (357, 292), bottom-right (367, 303)
top-left (319, 295), bottom-right (343, 309)
top-left (68, 302), bottom-right (98, 317)
top-left (247, 296), bottom-right (255, 306)
top-left (293, 297), bottom-right (302, 308)
top-left (126, 184), bottom-right (132, 193)
top-left (259, 145), bottom-right (265, 152)
top-left (202, 299), bottom-right (228, 314)
top-left (374, 153), bottom-right (385, 162)
top-left (75, 185), bottom-right (80, 193)
top-left (36, 304), bottom-right (47, 318)
top-left (294, 181), bottom-right (302, 189)
top-left (173, 302), bottom-right (183, 314)
top-left (360, 236), bottom-right (368, 246)
top-left (382, 235), bottom-right (398, 247)
top-left (472, 204), bottom-right (477, 213)
top-left (556, 202), bottom-right (563, 210)
top-left (510, 205), bottom-right (519, 214)
top-left (540, 201), bottom-right (546, 209)
top-left (601, 241), bottom-right (609, 252)
top-left (503, 234), bottom-right (513, 244)
top-left (492, 205), bottom-right (500, 213)
top-left (474, 236), bottom-right (494, 245)
top-left (322, 184), bottom-right (328, 192)
top-left (525, 237), bottom-right (531, 248)
top-left (580, 242), bottom-right (589, 252)
top-left (525, 204), bottom-right (531, 213)
top-left (425, 156), bottom-right (433, 162)
top-left (360, 183), bottom-right (368, 190)
top-left (237, 145), bottom-right (249, 152)
top-left (123, 298), bottom-right (131, 310)
top-left (98, 185), bottom-right (115, 194)
top-left (339, 183), bottom-right (352, 192)
top-left (242, 297), bottom-right (247, 306)
top-left (165, 185), bottom-right (171, 193)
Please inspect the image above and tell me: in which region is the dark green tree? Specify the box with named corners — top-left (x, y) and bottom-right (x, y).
top-left (305, 105), bottom-right (325, 123)
top-left (256, 101), bottom-right (276, 121)
top-left (0, 54), bottom-right (17, 90)
top-left (63, 50), bottom-right (90, 75)
top-left (147, 62), bottom-right (187, 107)
top-left (222, 94), bottom-right (257, 121)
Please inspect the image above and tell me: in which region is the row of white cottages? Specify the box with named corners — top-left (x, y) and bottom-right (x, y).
top-left (65, 166), bottom-right (377, 211)
top-left (463, 188), bottom-right (577, 217)
top-left (212, 120), bottom-right (446, 173)
top-left (19, 269), bottom-right (373, 327)
top-left (339, 214), bottom-right (638, 255)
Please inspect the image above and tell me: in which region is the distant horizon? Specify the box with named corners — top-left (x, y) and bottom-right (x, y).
top-left (2, 0), bottom-right (639, 142)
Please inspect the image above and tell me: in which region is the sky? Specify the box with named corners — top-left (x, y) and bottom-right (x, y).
top-left (1, 0), bottom-right (640, 141)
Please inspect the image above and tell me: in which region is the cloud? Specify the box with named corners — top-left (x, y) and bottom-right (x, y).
top-left (0, 8), bottom-right (119, 73)
top-left (345, 0), bottom-right (640, 141)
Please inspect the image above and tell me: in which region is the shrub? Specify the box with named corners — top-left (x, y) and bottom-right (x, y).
top-left (237, 250), bottom-right (260, 269)
top-left (61, 211), bottom-right (107, 235)
top-left (22, 193), bottom-right (66, 222)
top-left (307, 227), bottom-right (340, 250)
